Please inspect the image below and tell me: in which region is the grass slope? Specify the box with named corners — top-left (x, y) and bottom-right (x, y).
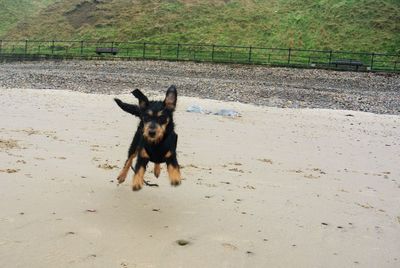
top-left (0, 0), bottom-right (56, 37)
top-left (1, 0), bottom-right (399, 53)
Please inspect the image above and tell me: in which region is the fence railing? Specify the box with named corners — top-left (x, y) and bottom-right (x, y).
top-left (0, 40), bottom-right (398, 72)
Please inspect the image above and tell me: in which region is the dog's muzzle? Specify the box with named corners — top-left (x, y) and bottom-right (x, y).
top-left (148, 129), bottom-right (156, 138)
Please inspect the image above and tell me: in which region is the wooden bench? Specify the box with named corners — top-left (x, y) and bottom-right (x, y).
top-left (95, 47), bottom-right (118, 55)
top-left (331, 59), bottom-right (364, 71)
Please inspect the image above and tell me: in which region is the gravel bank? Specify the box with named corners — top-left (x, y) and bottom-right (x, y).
top-left (1, 60), bottom-right (399, 114)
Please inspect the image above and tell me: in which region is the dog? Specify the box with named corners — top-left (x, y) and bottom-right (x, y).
top-left (114, 85), bottom-right (182, 191)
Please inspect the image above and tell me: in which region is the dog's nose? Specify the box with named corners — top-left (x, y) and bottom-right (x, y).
top-left (148, 130), bottom-right (156, 137)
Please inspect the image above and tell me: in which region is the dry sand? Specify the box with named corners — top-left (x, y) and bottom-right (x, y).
top-left (0, 88), bottom-right (399, 268)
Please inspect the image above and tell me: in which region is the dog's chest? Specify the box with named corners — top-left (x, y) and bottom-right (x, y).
top-left (143, 132), bottom-right (177, 163)
top-left (144, 144), bottom-right (170, 163)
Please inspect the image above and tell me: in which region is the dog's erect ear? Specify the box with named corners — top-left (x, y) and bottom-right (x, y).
top-left (131, 89), bottom-right (149, 109)
top-left (164, 85), bottom-right (177, 110)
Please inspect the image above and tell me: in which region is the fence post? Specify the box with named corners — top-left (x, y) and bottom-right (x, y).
top-left (248, 46), bottom-right (252, 63)
top-left (328, 50), bottom-right (333, 68)
top-left (211, 45), bottom-right (215, 61)
top-left (287, 48), bottom-right (292, 65)
top-left (176, 43), bottom-right (180, 60)
top-left (25, 40), bottom-right (28, 55)
top-left (370, 53), bottom-right (375, 70)
top-left (80, 41), bottom-right (84, 55)
top-left (143, 42), bottom-right (146, 58)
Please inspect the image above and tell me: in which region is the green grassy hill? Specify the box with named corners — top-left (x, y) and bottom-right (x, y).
top-left (0, 0), bottom-right (56, 36)
top-left (1, 0), bottom-right (399, 53)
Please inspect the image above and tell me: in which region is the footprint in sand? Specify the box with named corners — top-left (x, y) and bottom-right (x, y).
top-left (228, 162), bottom-right (243, 166)
top-left (90, 145), bottom-right (102, 152)
top-left (243, 185), bottom-right (256, 190)
top-left (289, 169), bottom-right (303, 173)
top-left (0, 168), bottom-right (20, 173)
top-left (355, 202), bottom-right (374, 209)
top-left (297, 168), bottom-right (327, 179)
top-left (304, 174), bottom-right (320, 179)
top-left (0, 139), bottom-right (21, 150)
top-left (222, 242), bottom-right (238, 251)
top-left (229, 168), bottom-right (244, 173)
top-left (97, 163), bottom-right (118, 170)
top-left (311, 168), bottom-right (326, 175)
top-left (258, 158), bottom-right (273, 164)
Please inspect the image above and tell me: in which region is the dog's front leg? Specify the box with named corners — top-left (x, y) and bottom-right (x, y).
top-left (132, 156), bottom-right (149, 191)
top-left (117, 152), bottom-right (136, 184)
top-left (117, 129), bottom-right (142, 184)
top-left (166, 154), bottom-right (181, 186)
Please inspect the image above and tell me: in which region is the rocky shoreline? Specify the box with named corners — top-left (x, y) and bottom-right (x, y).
top-left (1, 60), bottom-right (399, 114)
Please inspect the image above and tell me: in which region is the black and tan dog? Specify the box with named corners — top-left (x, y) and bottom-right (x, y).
top-left (114, 85), bottom-right (182, 191)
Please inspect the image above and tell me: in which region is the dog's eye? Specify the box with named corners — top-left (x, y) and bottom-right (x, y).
top-left (142, 114), bottom-right (151, 121)
top-left (158, 115), bottom-right (167, 124)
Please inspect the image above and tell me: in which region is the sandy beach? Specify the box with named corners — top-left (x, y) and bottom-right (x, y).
top-left (1, 87), bottom-right (399, 268)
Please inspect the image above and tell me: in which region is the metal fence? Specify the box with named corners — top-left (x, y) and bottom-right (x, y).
top-left (0, 40), bottom-right (398, 72)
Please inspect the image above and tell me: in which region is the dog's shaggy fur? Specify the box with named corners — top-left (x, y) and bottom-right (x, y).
top-left (114, 86), bottom-right (181, 191)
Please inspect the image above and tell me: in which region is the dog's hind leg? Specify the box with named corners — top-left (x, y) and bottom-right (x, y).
top-left (154, 163), bottom-right (161, 178)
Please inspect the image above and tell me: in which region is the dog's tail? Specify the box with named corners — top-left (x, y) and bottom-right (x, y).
top-left (114, 98), bottom-right (141, 117)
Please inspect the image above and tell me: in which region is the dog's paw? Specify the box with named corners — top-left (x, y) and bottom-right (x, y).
top-left (132, 169), bottom-right (145, 191)
top-left (132, 182), bottom-right (143, 191)
top-left (117, 175), bottom-right (126, 184)
top-left (117, 169), bottom-right (128, 184)
top-left (167, 165), bottom-right (181, 186)
top-left (170, 179), bottom-right (181, 187)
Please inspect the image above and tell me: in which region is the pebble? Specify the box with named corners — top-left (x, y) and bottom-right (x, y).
top-left (0, 60), bottom-right (399, 114)
top-left (176, 239), bottom-right (190, 246)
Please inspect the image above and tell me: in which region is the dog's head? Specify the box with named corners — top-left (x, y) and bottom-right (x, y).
top-left (132, 85), bottom-right (177, 144)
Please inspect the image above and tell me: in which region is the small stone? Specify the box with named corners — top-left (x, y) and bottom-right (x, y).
top-left (176, 239), bottom-right (190, 246)
top-left (85, 209), bottom-right (97, 213)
